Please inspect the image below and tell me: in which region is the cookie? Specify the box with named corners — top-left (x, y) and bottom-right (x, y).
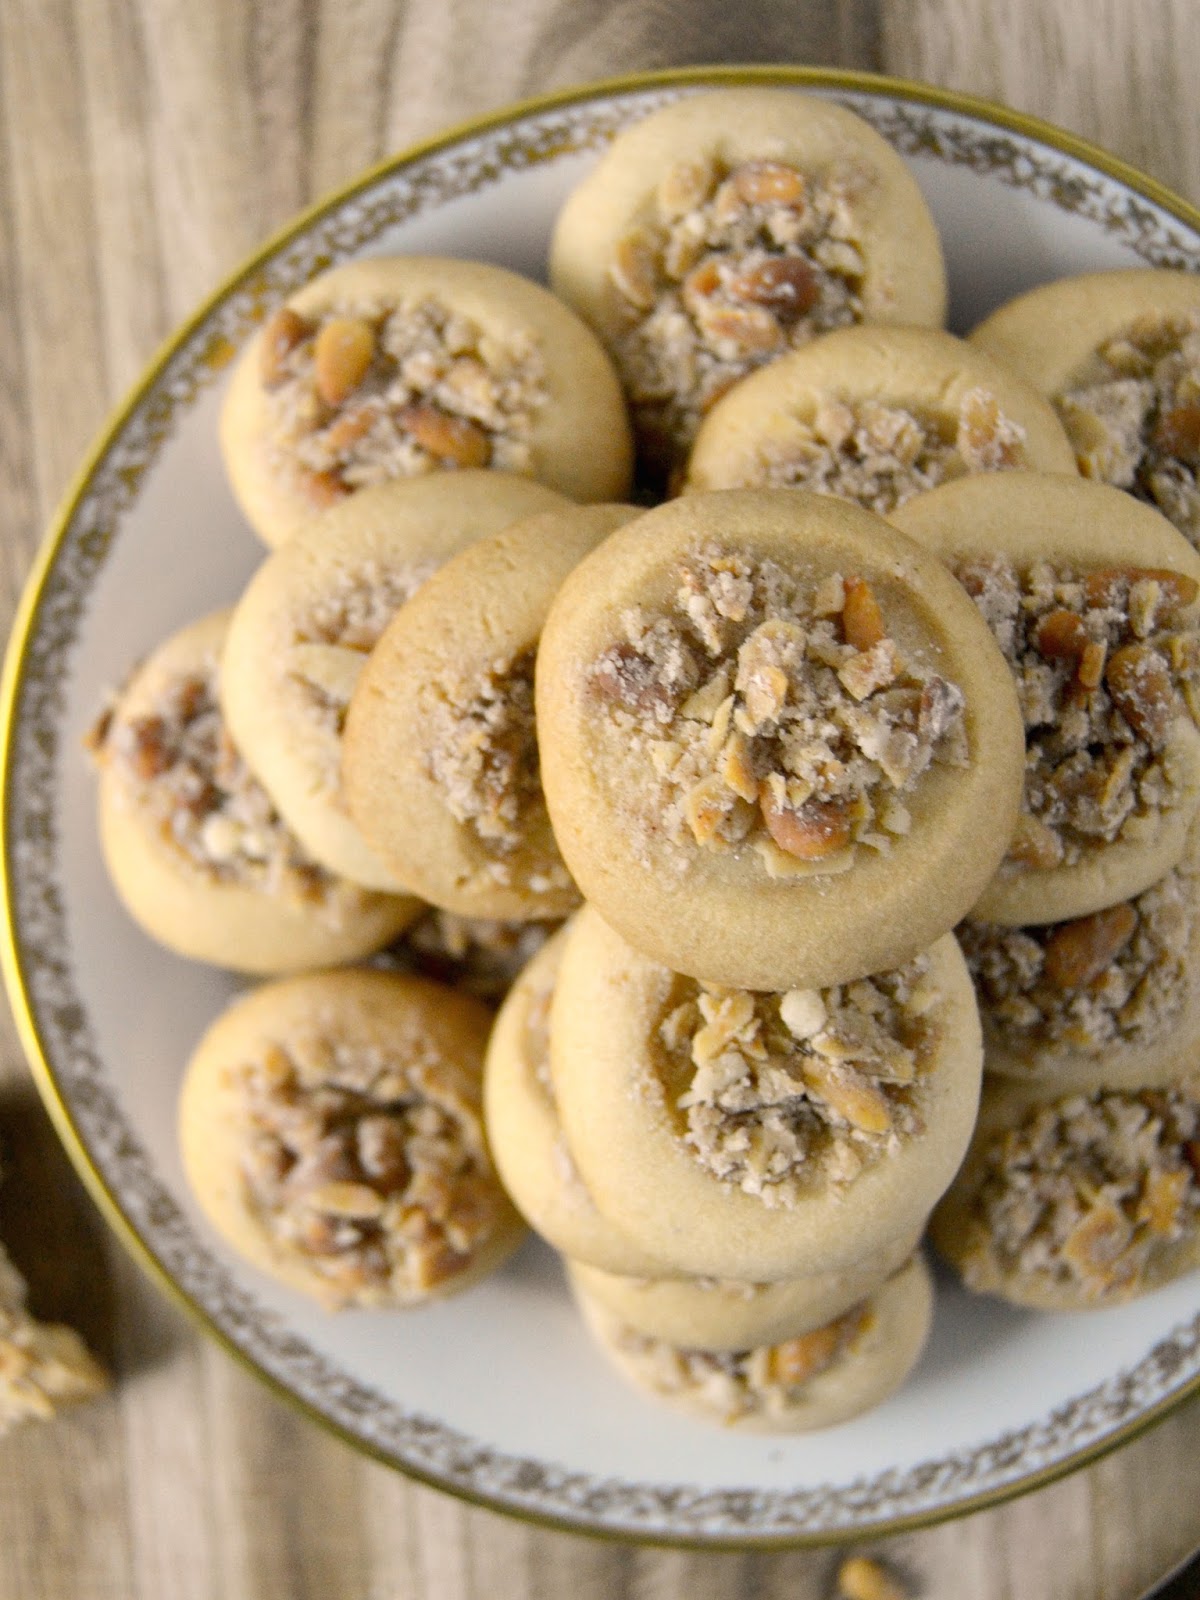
top-left (929, 1073), bottom-right (1200, 1310)
top-left (179, 968), bottom-right (525, 1309)
top-left (548, 907), bottom-right (982, 1281)
top-left (890, 472), bottom-right (1200, 924)
top-left (221, 473), bottom-right (568, 890)
top-left (565, 1224), bottom-right (922, 1354)
top-left (220, 255), bottom-right (633, 546)
top-left (961, 818), bottom-right (1200, 1089)
top-left (686, 324), bottom-right (1077, 508)
top-left (483, 926), bottom-right (676, 1276)
top-left (550, 88), bottom-right (946, 483)
top-left (89, 611), bottom-right (418, 973)
top-left (571, 1252), bottom-right (933, 1432)
top-left (969, 269), bottom-right (1200, 550)
top-left (536, 488), bottom-right (1025, 990)
top-left (343, 501), bottom-right (638, 919)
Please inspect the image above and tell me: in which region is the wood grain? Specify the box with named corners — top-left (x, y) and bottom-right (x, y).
top-left (0, 2), bottom-right (1198, 1597)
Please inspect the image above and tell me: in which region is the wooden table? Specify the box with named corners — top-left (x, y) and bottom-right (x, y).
top-left (1, 2), bottom-right (1198, 1595)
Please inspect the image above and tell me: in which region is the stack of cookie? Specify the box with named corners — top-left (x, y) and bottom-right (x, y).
top-left (476, 485), bottom-right (1028, 1428)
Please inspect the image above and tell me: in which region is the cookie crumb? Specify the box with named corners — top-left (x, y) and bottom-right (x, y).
top-left (836, 1554), bottom-right (909, 1600)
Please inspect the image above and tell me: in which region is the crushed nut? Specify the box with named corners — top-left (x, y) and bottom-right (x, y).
top-left (424, 648), bottom-right (571, 892)
top-left (381, 910), bottom-right (560, 1005)
top-left (724, 388), bottom-right (1027, 513)
top-left (608, 1300), bottom-right (870, 1423)
top-left (961, 858), bottom-right (1194, 1058)
top-left (964, 1080), bottom-right (1200, 1299)
top-left (956, 556), bottom-right (1200, 871)
top-left (658, 958), bottom-right (935, 1207)
top-left (1055, 311), bottom-right (1200, 549)
top-left (262, 296), bottom-right (545, 506)
top-left (836, 1555), bottom-right (910, 1600)
top-left (89, 658), bottom-right (354, 919)
top-left (588, 547), bottom-right (967, 870)
top-left (236, 1033), bottom-right (506, 1307)
top-left (607, 154), bottom-right (870, 476)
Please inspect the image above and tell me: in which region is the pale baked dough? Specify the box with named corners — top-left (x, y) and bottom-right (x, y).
top-left (93, 611), bottom-right (418, 973)
top-left (930, 1072), bottom-right (1200, 1310)
top-left (969, 268), bottom-right (1200, 403)
top-left (566, 1224), bottom-right (921, 1353)
top-left (179, 968), bottom-right (525, 1308)
top-left (686, 324), bottom-right (1077, 503)
top-left (550, 88), bottom-right (946, 479)
top-left (220, 255), bottom-right (633, 547)
top-left (221, 473), bottom-right (568, 891)
top-left (571, 1252), bottom-right (933, 1432)
top-left (482, 926), bottom-right (678, 1276)
top-left (963, 816), bottom-right (1200, 1089)
top-left (890, 472), bottom-right (1200, 925)
top-left (548, 907), bottom-right (982, 1281)
top-left (343, 502), bottom-right (638, 919)
top-left (536, 488), bottom-right (1025, 990)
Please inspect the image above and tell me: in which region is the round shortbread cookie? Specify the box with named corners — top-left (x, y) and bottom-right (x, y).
top-left (220, 255), bottom-right (633, 546)
top-left (483, 926), bottom-right (677, 1276)
top-left (536, 487), bottom-right (1025, 990)
top-left (179, 967), bottom-right (525, 1309)
top-left (961, 815), bottom-right (1200, 1089)
top-left (929, 1072), bottom-right (1200, 1311)
top-left (571, 1252), bottom-right (933, 1432)
top-left (686, 324), bottom-right (1077, 507)
top-left (890, 472), bottom-right (1200, 925)
top-left (548, 906), bottom-right (982, 1282)
top-left (343, 502), bottom-right (638, 919)
top-left (565, 1223), bottom-right (921, 1354)
top-left (970, 270), bottom-right (1200, 551)
top-left (90, 610), bottom-right (417, 974)
top-left (550, 88), bottom-right (945, 483)
top-left (221, 473), bottom-right (568, 891)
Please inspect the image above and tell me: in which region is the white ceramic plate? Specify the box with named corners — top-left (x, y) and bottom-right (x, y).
top-left (5, 66), bottom-right (1200, 1548)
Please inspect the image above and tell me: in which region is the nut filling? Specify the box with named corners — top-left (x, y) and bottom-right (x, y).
top-left (609, 157), bottom-right (869, 472)
top-left (588, 548), bottom-right (968, 875)
top-left (386, 911), bottom-right (560, 1005)
top-left (90, 662), bottom-right (350, 917)
top-left (607, 1301), bottom-right (870, 1422)
top-left (732, 389), bottom-right (1026, 513)
top-left (259, 297), bottom-right (547, 509)
top-left (1055, 312), bottom-right (1200, 549)
top-left (956, 557), bottom-right (1200, 870)
top-left (426, 648), bottom-right (571, 890)
top-left (657, 958), bottom-right (939, 1208)
top-left (967, 1083), bottom-right (1200, 1300)
top-left (237, 1034), bottom-right (505, 1306)
top-left (289, 561), bottom-right (436, 791)
top-left (961, 861), bottom-right (1195, 1057)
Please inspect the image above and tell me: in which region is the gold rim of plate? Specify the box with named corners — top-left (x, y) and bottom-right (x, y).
top-left (3, 62), bottom-right (1200, 1548)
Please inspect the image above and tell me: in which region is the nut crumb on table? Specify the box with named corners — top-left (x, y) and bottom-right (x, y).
top-left (836, 1554), bottom-right (911, 1600)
